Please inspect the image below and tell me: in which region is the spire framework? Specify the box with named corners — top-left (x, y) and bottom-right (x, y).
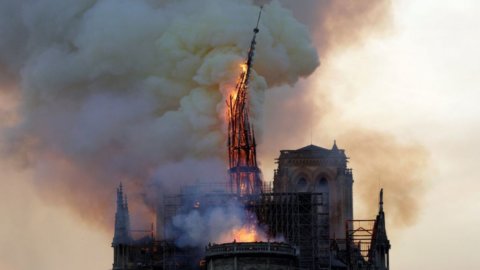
top-left (227, 7), bottom-right (263, 197)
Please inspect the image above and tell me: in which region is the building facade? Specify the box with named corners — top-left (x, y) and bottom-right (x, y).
top-left (272, 142), bottom-right (353, 239)
top-left (112, 143), bottom-right (391, 270)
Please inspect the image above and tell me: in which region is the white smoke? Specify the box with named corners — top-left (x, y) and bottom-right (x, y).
top-left (0, 0), bottom-right (318, 228)
top-left (166, 199), bottom-right (261, 247)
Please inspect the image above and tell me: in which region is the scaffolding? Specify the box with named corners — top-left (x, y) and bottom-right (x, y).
top-left (162, 187), bottom-right (332, 269)
top-left (158, 241), bottom-right (201, 270)
top-left (251, 192), bottom-right (330, 270)
top-left (345, 219), bottom-right (375, 269)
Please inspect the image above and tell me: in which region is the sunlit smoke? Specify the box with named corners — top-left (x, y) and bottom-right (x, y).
top-left (0, 0), bottom-right (318, 231)
top-left (338, 129), bottom-right (429, 227)
top-left (256, 0), bottom-right (429, 229)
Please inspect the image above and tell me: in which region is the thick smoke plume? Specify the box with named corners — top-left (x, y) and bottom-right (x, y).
top-left (268, 0), bottom-right (393, 55)
top-left (258, 0), bottom-right (429, 229)
top-left (166, 199), bottom-right (269, 248)
top-left (338, 129), bottom-right (429, 227)
top-left (0, 0), bottom-right (428, 239)
top-left (0, 0), bottom-right (318, 230)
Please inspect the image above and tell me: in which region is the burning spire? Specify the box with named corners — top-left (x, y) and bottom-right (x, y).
top-left (227, 7), bottom-right (263, 197)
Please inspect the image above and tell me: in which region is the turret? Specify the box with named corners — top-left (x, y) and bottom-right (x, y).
top-left (368, 188), bottom-right (391, 270)
top-left (113, 183), bottom-right (131, 245)
top-left (332, 139), bottom-right (339, 151)
top-left (112, 183), bottom-right (132, 270)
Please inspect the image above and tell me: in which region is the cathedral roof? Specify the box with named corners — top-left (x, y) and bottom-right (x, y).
top-left (296, 144), bottom-right (331, 153)
top-left (279, 143), bottom-right (347, 160)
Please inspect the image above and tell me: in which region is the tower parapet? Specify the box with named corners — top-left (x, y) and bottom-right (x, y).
top-left (205, 242), bottom-right (299, 270)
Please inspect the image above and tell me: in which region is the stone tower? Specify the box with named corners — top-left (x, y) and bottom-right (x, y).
top-left (273, 142), bottom-right (354, 238)
top-left (112, 183), bottom-right (132, 270)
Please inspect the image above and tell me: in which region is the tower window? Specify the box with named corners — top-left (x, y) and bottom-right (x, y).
top-left (297, 177), bottom-right (307, 192)
top-left (315, 177), bottom-right (328, 192)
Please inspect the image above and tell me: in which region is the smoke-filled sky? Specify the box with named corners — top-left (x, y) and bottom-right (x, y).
top-left (1, 0), bottom-right (479, 269)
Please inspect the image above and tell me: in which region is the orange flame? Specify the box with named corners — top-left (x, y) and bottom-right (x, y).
top-left (231, 63), bottom-right (247, 100)
top-left (231, 226), bottom-right (259, 242)
top-left (219, 224), bottom-right (267, 243)
top-left (240, 63), bottom-right (248, 73)
top-left (223, 62), bottom-right (248, 124)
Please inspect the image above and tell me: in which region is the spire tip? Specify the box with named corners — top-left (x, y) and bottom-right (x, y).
top-left (379, 188), bottom-right (384, 212)
top-left (254, 6), bottom-right (263, 32)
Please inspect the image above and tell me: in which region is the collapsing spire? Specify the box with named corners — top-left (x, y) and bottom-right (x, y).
top-left (113, 183), bottom-right (131, 245)
top-left (227, 7), bottom-right (263, 197)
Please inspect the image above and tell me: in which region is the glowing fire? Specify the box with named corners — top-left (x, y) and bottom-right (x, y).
top-left (240, 63), bottom-right (248, 73)
top-left (220, 224), bottom-right (267, 243)
top-left (231, 63), bottom-right (248, 101)
top-left (232, 225), bottom-right (259, 242)
top-left (223, 62), bottom-right (249, 124)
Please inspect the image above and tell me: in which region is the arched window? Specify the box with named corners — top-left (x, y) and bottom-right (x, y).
top-left (315, 176), bottom-right (328, 193)
top-left (297, 177), bottom-right (307, 192)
